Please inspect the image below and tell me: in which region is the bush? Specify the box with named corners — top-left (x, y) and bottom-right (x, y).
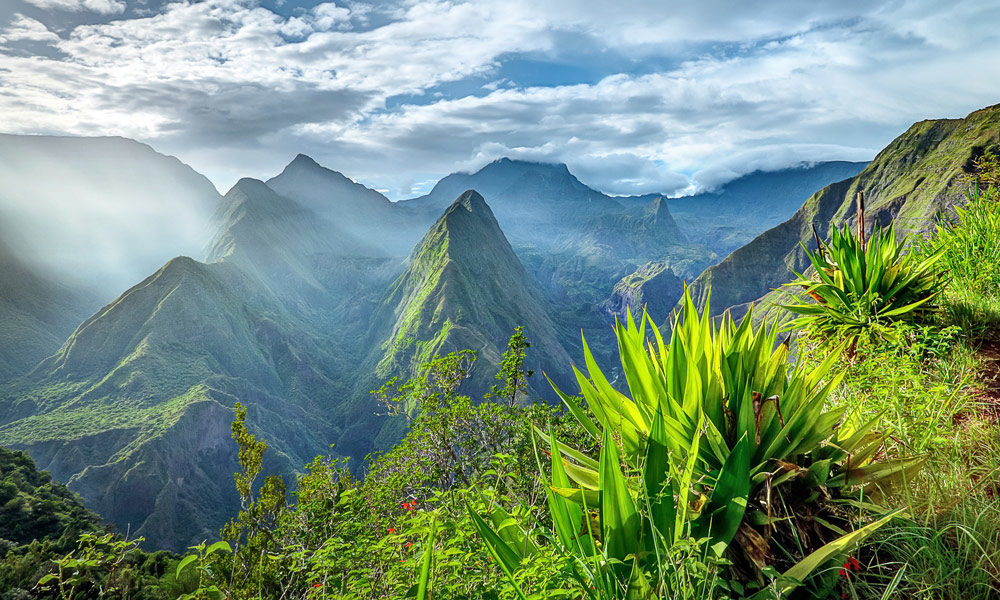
top-left (784, 222), bottom-right (944, 347)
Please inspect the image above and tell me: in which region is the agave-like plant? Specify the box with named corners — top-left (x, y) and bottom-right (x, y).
top-left (469, 290), bottom-right (911, 599)
top-left (784, 222), bottom-right (944, 344)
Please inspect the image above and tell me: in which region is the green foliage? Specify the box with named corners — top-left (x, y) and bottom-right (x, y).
top-left (921, 185), bottom-right (1000, 336)
top-left (0, 447), bottom-right (102, 547)
top-left (784, 222), bottom-right (944, 346)
top-left (472, 290), bottom-right (905, 599)
top-left (485, 326), bottom-right (533, 407)
top-left (219, 402), bottom-right (287, 596)
top-left (174, 540), bottom-right (231, 600)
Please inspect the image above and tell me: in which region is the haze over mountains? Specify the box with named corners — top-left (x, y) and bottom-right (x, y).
top-left (0, 130), bottom-right (874, 550)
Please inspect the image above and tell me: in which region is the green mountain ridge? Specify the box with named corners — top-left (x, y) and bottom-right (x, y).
top-left (686, 104), bottom-right (1000, 318)
top-left (0, 254), bottom-right (350, 550)
top-left (368, 190), bottom-right (573, 406)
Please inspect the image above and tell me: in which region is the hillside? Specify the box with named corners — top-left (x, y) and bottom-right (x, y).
top-left (686, 104), bottom-right (1000, 317)
top-left (368, 190), bottom-right (573, 409)
top-left (662, 161), bottom-right (868, 254)
top-left (0, 238), bottom-right (96, 379)
top-left (0, 134), bottom-right (221, 299)
top-left (0, 254), bottom-right (356, 551)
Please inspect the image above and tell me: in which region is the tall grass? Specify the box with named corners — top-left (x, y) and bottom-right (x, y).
top-left (922, 185), bottom-right (1000, 336)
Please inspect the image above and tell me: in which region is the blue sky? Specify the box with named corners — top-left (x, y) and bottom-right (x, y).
top-left (1, 0), bottom-right (999, 199)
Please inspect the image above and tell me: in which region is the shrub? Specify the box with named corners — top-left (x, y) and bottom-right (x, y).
top-left (784, 222), bottom-right (944, 347)
top-left (471, 290), bottom-right (909, 599)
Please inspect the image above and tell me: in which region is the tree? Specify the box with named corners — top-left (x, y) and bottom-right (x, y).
top-left (485, 326), bottom-right (533, 407)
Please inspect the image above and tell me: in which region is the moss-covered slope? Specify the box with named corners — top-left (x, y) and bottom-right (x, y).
top-left (369, 190), bottom-right (573, 405)
top-left (686, 104), bottom-right (1000, 317)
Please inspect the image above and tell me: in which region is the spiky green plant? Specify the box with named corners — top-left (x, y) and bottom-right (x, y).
top-left (470, 290), bottom-right (909, 599)
top-left (784, 222), bottom-right (944, 345)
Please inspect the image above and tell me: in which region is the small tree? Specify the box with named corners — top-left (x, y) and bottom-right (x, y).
top-left (220, 403), bottom-right (287, 595)
top-left (486, 325), bottom-right (533, 407)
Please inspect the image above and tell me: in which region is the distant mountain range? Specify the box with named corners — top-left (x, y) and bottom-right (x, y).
top-left (0, 129), bottom-right (889, 551)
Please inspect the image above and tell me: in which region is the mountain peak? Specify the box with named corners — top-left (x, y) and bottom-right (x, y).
top-left (290, 153), bottom-right (320, 168)
top-left (229, 177), bottom-right (273, 196)
top-left (452, 189), bottom-right (488, 213)
top-left (479, 157), bottom-right (571, 176)
top-left (439, 189), bottom-right (502, 238)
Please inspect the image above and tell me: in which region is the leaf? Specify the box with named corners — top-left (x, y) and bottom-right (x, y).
top-left (693, 434), bottom-right (751, 547)
top-left (644, 408), bottom-right (676, 547)
top-left (750, 509), bottom-right (903, 600)
top-left (176, 554), bottom-right (197, 579)
top-left (600, 427), bottom-right (641, 561)
top-left (416, 518), bottom-right (436, 600)
top-left (206, 540), bottom-right (231, 555)
top-left (466, 502), bottom-right (530, 600)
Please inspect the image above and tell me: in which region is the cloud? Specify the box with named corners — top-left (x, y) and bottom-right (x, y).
top-left (0, 14), bottom-right (60, 44)
top-left (22, 0), bottom-right (125, 15)
top-left (0, 0), bottom-right (998, 197)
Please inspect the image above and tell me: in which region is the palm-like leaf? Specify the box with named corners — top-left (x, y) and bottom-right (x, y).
top-left (784, 222), bottom-right (944, 343)
top-left (472, 290), bottom-right (906, 598)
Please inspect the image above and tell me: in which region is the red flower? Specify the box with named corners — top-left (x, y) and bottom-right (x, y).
top-left (388, 527), bottom-right (396, 534)
top-left (313, 582), bottom-right (322, 588)
top-left (839, 568), bottom-right (849, 579)
top-left (405, 542), bottom-right (413, 549)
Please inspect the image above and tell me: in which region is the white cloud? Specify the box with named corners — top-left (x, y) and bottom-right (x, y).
top-left (23, 0), bottom-right (126, 15)
top-left (0, 14), bottom-right (60, 44)
top-left (0, 0), bottom-right (998, 196)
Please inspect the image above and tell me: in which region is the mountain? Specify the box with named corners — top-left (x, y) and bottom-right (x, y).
top-left (368, 190), bottom-right (573, 405)
top-left (0, 254), bottom-right (354, 551)
top-left (0, 238), bottom-right (96, 379)
top-left (401, 159), bottom-right (710, 350)
top-left (0, 179), bottom-right (393, 552)
top-left (660, 161), bottom-right (868, 254)
top-left (686, 104), bottom-right (1000, 317)
top-left (0, 134), bottom-right (222, 299)
top-left (266, 155), bottom-right (426, 256)
top-left (603, 261), bottom-right (685, 323)
top-left (402, 158), bottom-right (629, 247)
top-left (0, 184), bottom-right (580, 552)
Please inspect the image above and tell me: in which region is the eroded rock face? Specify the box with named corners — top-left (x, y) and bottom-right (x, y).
top-left (604, 262), bottom-right (684, 323)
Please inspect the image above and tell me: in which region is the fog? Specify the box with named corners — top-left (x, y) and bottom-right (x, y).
top-left (0, 134), bottom-right (221, 303)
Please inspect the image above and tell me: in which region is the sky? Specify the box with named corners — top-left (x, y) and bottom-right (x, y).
top-left (1, 0), bottom-right (999, 200)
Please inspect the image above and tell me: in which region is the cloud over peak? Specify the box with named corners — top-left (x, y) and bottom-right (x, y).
top-left (0, 0), bottom-right (998, 197)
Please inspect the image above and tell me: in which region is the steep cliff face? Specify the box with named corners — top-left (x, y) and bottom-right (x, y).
top-left (686, 104), bottom-right (1000, 317)
top-left (604, 262), bottom-right (685, 323)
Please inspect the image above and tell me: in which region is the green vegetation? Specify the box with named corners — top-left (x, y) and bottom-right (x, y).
top-left (784, 222), bottom-right (944, 346)
top-left (0, 447), bottom-right (198, 599)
